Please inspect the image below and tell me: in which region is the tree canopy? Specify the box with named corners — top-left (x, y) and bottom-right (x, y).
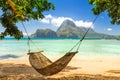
top-left (88, 0), bottom-right (120, 25)
top-left (0, 0), bottom-right (55, 39)
top-left (118, 35), bottom-right (120, 40)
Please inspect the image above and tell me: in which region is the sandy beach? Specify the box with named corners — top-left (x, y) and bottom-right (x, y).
top-left (0, 55), bottom-right (120, 80)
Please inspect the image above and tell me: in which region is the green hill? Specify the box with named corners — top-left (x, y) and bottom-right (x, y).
top-left (31, 19), bottom-right (117, 39)
top-left (31, 29), bottom-right (57, 38)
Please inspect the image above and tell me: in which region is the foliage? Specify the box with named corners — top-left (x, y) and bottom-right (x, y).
top-left (88, 0), bottom-right (120, 25)
top-left (0, 0), bottom-right (55, 39)
top-left (118, 35), bottom-right (120, 40)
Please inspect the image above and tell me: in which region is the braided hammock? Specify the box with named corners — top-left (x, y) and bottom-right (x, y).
top-left (28, 51), bottom-right (78, 76)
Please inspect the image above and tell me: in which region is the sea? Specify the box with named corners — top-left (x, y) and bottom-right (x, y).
top-left (0, 38), bottom-right (120, 59)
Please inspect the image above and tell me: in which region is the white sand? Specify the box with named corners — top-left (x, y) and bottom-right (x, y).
top-left (1, 55), bottom-right (120, 78)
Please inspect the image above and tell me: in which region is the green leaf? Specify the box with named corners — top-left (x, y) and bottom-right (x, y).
top-left (88, 0), bottom-right (120, 25)
top-left (0, 0), bottom-right (55, 39)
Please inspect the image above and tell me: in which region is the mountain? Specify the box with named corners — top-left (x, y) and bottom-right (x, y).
top-left (31, 29), bottom-right (57, 38)
top-left (31, 19), bottom-right (117, 39)
top-left (56, 20), bottom-right (116, 39)
top-left (56, 20), bottom-right (80, 38)
top-left (56, 20), bottom-right (96, 38)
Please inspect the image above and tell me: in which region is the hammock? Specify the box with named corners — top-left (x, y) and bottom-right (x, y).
top-left (28, 51), bottom-right (78, 76)
top-left (22, 15), bottom-right (99, 76)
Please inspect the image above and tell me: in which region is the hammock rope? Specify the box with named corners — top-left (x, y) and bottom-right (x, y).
top-left (22, 22), bottom-right (41, 53)
top-left (22, 22), bottom-right (31, 53)
top-left (68, 15), bottom-right (99, 52)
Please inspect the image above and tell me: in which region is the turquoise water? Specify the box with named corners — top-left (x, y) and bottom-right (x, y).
top-left (0, 38), bottom-right (120, 59)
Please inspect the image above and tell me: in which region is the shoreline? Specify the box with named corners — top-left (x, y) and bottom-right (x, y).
top-left (0, 56), bottom-right (120, 79)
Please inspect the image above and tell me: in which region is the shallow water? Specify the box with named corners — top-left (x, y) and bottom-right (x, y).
top-left (0, 39), bottom-right (120, 59)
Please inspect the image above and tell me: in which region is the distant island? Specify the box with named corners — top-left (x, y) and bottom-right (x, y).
top-left (31, 20), bottom-right (117, 39)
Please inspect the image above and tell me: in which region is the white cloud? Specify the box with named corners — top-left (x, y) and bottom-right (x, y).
top-left (23, 32), bottom-right (27, 36)
top-left (45, 14), bottom-right (53, 19)
top-left (39, 14), bottom-right (52, 24)
top-left (23, 32), bottom-right (31, 36)
top-left (107, 28), bottom-right (112, 31)
top-left (74, 20), bottom-right (93, 28)
top-left (39, 18), bottom-right (50, 24)
top-left (39, 14), bottom-right (93, 28)
top-left (51, 17), bottom-right (73, 27)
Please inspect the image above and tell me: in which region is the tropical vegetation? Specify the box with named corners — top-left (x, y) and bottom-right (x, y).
top-left (88, 0), bottom-right (120, 25)
top-left (0, 0), bottom-right (54, 39)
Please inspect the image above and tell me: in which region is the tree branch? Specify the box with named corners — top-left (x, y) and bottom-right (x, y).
top-left (6, 0), bottom-right (24, 19)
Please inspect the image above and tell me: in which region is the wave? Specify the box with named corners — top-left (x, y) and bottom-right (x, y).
top-left (0, 54), bottom-right (20, 60)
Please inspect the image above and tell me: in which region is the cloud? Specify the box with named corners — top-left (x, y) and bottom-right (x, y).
top-left (45, 14), bottom-right (53, 19)
top-left (23, 32), bottom-right (31, 36)
top-left (39, 14), bottom-right (93, 28)
top-left (107, 28), bottom-right (112, 31)
top-left (39, 18), bottom-right (50, 24)
top-left (39, 14), bottom-right (52, 24)
top-left (74, 20), bottom-right (93, 28)
top-left (51, 17), bottom-right (73, 27)
top-left (23, 32), bottom-right (27, 36)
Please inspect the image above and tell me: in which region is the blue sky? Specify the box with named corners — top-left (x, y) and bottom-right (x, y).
top-left (0, 0), bottom-right (120, 36)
